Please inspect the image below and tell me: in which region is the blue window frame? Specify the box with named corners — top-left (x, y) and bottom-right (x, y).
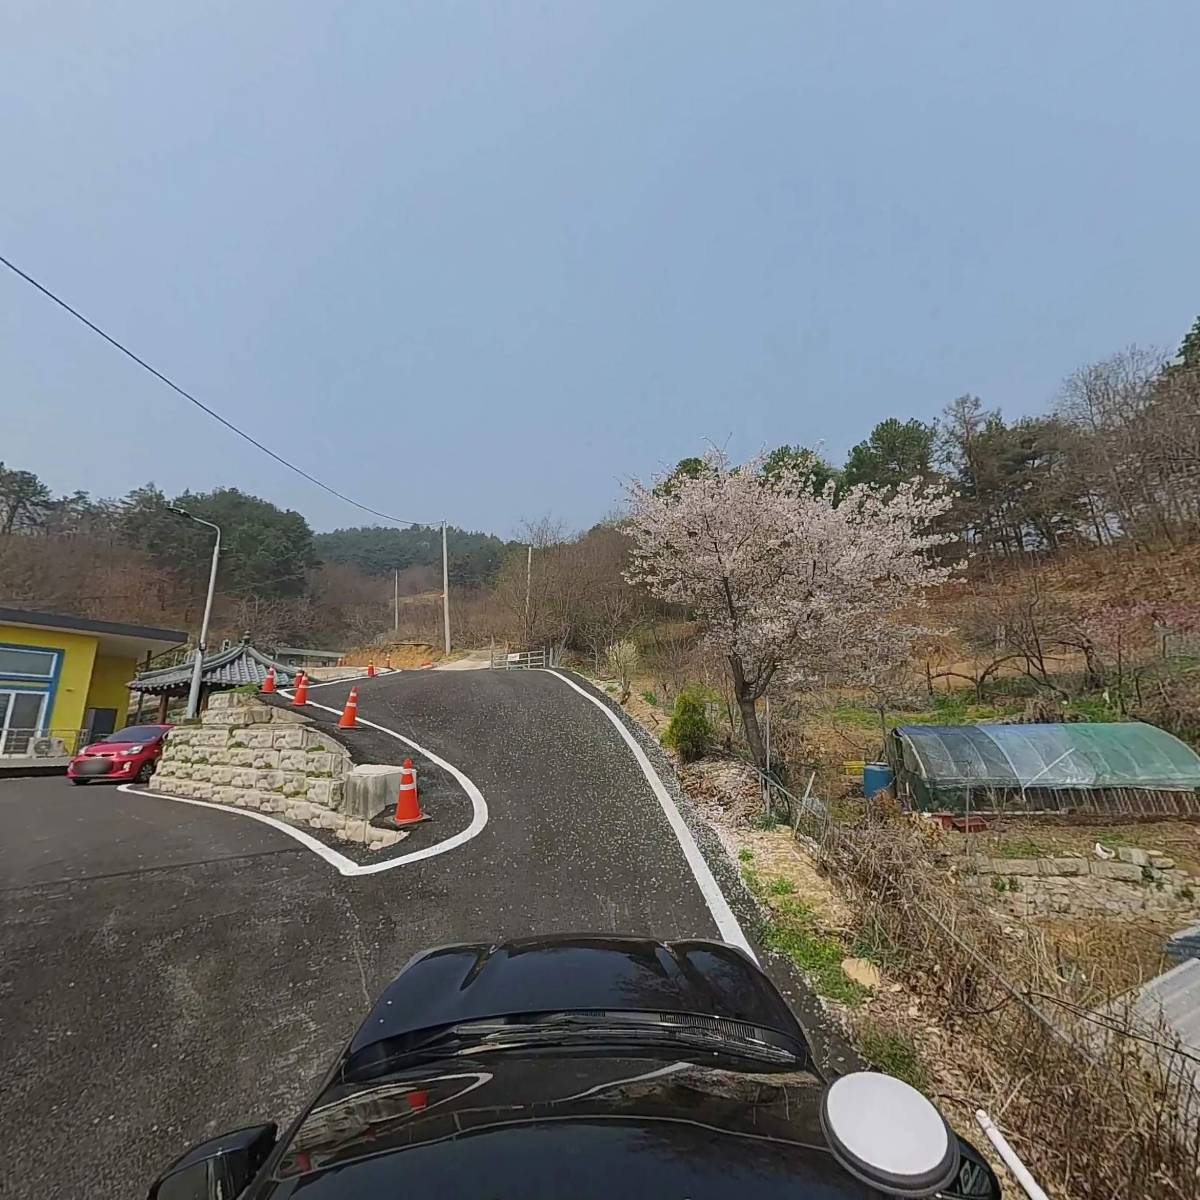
top-left (0, 645), bottom-right (58, 680)
top-left (0, 642), bottom-right (63, 735)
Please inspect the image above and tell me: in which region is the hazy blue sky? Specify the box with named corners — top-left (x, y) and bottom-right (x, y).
top-left (3, 2), bottom-right (1197, 535)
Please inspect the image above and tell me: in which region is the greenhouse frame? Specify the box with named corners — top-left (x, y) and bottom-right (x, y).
top-left (888, 721), bottom-right (1200, 815)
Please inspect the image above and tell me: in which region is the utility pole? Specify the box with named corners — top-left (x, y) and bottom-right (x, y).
top-left (524, 544), bottom-right (532, 643)
top-left (441, 521), bottom-right (451, 655)
top-left (394, 568), bottom-right (399, 632)
top-left (169, 507), bottom-right (221, 720)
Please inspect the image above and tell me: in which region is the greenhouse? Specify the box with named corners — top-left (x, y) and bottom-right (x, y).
top-left (888, 721), bottom-right (1200, 816)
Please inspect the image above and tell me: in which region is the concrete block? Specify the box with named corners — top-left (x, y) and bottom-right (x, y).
top-left (230, 769), bottom-right (256, 789)
top-left (257, 770), bottom-right (285, 792)
top-left (214, 787), bottom-right (239, 806)
top-left (191, 782), bottom-right (214, 800)
top-left (266, 706), bottom-right (308, 725)
top-left (246, 705), bottom-right (274, 723)
top-left (342, 819), bottom-right (370, 843)
top-left (206, 692), bottom-right (237, 711)
top-left (1117, 846), bottom-right (1150, 867)
top-left (251, 749), bottom-right (280, 770)
top-left (305, 752), bottom-right (335, 776)
top-left (273, 729), bottom-right (306, 750)
top-left (308, 778), bottom-right (344, 809)
top-left (203, 710), bottom-right (251, 728)
top-left (1094, 861), bottom-right (1144, 882)
top-left (999, 858), bottom-right (1041, 877)
top-left (209, 766), bottom-right (234, 786)
top-left (279, 749), bottom-right (308, 772)
top-left (1042, 858), bottom-right (1084, 876)
top-left (281, 772), bottom-right (308, 798)
top-left (343, 764), bottom-right (403, 819)
top-left (191, 764), bottom-right (212, 782)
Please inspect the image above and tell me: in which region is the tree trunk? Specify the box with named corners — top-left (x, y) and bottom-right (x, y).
top-left (737, 691), bottom-right (769, 772)
top-left (728, 654), bottom-right (768, 771)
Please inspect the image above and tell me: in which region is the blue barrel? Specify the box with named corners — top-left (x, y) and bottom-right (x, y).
top-left (863, 762), bottom-right (895, 799)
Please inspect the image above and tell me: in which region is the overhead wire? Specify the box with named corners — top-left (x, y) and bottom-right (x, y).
top-left (0, 252), bottom-right (430, 527)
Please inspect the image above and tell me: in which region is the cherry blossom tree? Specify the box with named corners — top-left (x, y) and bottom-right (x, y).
top-left (624, 450), bottom-right (956, 771)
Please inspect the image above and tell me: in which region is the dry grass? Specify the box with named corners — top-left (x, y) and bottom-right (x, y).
top-left (1035, 916), bottom-right (1176, 996)
top-left (801, 801), bottom-right (1200, 1199)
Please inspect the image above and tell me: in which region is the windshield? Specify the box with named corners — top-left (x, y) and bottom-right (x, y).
top-left (344, 1010), bottom-right (808, 1084)
top-left (102, 725), bottom-right (167, 743)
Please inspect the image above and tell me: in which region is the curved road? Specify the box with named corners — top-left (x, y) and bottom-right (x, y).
top-left (0, 668), bottom-right (764, 1199)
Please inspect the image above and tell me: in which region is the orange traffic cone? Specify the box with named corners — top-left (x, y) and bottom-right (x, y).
top-left (393, 758), bottom-right (426, 824)
top-left (338, 687), bottom-right (359, 729)
top-left (261, 667), bottom-right (276, 694)
top-left (367, 661), bottom-right (376, 678)
top-left (292, 672), bottom-right (309, 706)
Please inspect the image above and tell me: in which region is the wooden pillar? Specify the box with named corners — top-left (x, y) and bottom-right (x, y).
top-left (156, 694), bottom-right (169, 723)
top-left (134, 652), bottom-right (152, 721)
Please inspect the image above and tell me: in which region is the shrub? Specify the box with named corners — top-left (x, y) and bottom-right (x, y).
top-left (662, 687), bottom-right (715, 761)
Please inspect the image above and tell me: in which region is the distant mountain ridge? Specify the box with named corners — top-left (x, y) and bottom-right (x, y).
top-left (314, 524), bottom-right (516, 587)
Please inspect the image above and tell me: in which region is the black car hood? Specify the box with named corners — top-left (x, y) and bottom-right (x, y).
top-left (262, 938), bottom-right (1000, 1199)
top-left (346, 936), bottom-right (803, 1063)
top-left (273, 1052), bottom-right (998, 1199)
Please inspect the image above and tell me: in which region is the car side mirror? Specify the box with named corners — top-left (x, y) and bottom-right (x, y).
top-left (147, 1124), bottom-right (276, 1200)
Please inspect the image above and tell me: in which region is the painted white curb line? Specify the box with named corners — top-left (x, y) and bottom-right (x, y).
top-left (120, 690), bottom-right (488, 877)
top-left (542, 669), bottom-right (755, 960)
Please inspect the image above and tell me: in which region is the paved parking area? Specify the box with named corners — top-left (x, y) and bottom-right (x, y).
top-left (0, 671), bottom-right (749, 1199)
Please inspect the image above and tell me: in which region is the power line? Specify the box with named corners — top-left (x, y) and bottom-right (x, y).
top-left (0, 252), bottom-right (429, 528)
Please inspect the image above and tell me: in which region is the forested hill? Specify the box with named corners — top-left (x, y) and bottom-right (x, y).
top-left (314, 525), bottom-right (516, 588)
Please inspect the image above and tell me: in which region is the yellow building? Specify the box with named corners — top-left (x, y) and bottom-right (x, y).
top-left (0, 607), bottom-right (186, 755)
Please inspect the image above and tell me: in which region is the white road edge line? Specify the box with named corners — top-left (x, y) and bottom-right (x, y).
top-left (542, 669), bottom-right (756, 960)
top-left (118, 694), bottom-right (488, 877)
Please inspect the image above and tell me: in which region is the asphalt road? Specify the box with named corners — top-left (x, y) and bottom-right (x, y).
top-left (0, 668), bottom-right (768, 1199)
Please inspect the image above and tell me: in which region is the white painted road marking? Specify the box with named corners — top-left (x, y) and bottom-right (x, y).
top-left (119, 686), bottom-right (489, 876)
top-left (542, 669), bottom-right (756, 960)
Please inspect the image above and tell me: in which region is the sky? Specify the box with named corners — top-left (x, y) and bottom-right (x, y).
top-left (3, 2), bottom-right (1198, 537)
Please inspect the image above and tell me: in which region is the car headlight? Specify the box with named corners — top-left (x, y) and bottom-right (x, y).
top-left (120, 745), bottom-right (147, 756)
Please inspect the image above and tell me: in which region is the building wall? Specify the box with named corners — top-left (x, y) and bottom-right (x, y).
top-left (85, 653), bottom-right (139, 728)
top-left (0, 623), bottom-right (98, 734)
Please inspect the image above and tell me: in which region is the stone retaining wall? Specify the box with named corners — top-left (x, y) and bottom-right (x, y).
top-left (150, 692), bottom-right (405, 849)
top-left (967, 850), bottom-right (1198, 918)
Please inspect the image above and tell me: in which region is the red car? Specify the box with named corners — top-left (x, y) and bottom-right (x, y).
top-left (67, 723), bottom-right (173, 786)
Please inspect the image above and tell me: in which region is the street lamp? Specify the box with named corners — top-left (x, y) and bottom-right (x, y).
top-left (169, 506), bottom-right (221, 719)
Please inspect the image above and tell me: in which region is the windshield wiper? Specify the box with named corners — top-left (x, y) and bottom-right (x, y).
top-left (453, 1022), bottom-right (799, 1065)
top-left (348, 1012), bottom-right (803, 1081)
